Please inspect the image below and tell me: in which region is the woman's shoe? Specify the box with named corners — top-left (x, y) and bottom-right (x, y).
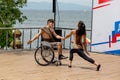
top-left (68, 65), bottom-right (72, 68)
top-left (96, 64), bottom-right (101, 71)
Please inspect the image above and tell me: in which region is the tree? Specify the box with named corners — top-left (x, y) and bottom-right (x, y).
top-left (0, 0), bottom-right (27, 48)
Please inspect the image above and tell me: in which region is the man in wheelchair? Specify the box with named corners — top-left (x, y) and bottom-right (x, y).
top-left (27, 19), bottom-right (68, 61)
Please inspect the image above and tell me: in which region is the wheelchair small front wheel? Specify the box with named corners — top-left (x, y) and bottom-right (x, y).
top-left (34, 45), bottom-right (55, 66)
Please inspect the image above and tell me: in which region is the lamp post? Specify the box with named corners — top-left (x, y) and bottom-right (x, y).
top-left (53, 0), bottom-right (56, 29)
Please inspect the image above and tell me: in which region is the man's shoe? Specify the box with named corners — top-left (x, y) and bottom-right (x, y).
top-left (59, 55), bottom-right (68, 60)
top-left (52, 59), bottom-right (57, 63)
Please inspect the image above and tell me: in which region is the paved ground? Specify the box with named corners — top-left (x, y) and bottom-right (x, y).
top-left (0, 50), bottom-right (120, 80)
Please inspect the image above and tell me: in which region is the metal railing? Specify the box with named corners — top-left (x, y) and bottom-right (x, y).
top-left (0, 27), bottom-right (92, 51)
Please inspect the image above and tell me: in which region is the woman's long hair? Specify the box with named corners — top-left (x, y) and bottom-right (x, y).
top-left (76, 21), bottom-right (86, 36)
top-left (76, 21), bottom-right (86, 45)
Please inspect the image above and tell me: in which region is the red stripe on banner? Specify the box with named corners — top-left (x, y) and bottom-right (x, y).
top-left (99, 0), bottom-right (111, 4)
top-left (112, 34), bottom-right (120, 43)
top-left (93, 4), bottom-right (110, 10)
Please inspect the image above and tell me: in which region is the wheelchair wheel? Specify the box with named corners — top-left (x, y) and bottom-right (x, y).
top-left (34, 45), bottom-right (55, 66)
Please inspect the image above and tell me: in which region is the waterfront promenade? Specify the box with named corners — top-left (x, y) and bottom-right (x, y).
top-left (0, 50), bottom-right (120, 80)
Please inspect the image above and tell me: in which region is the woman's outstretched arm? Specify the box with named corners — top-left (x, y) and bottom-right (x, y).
top-left (64, 30), bottom-right (74, 40)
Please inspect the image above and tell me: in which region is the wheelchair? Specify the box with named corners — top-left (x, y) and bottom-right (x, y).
top-left (34, 41), bottom-right (62, 66)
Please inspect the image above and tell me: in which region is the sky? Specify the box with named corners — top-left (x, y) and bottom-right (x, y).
top-left (28, 0), bottom-right (92, 7)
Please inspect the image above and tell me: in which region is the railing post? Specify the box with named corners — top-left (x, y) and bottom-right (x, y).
top-left (37, 29), bottom-right (40, 48)
top-left (30, 29), bottom-right (32, 49)
top-left (13, 29), bottom-right (16, 49)
top-left (22, 29), bottom-right (24, 49)
top-left (63, 30), bottom-right (66, 49)
top-left (5, 31), bottom-right (8, 50)
top-left (69, 36), bottom-right (72, 50)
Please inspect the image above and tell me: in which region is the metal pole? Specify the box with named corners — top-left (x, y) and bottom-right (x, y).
top-left (54, 11), bottom-right (56, 29)
top-left (90, 0), bottom-right (94, 52)
top-left (53, 0), bottom-right (56, 29)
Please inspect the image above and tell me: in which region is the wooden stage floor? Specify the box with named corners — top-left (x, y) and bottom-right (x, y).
top-left (0, 50), bottom-right (120, 80)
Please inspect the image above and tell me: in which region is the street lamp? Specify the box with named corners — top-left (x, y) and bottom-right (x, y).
top-left (53, 0), bottom-right (56, 29)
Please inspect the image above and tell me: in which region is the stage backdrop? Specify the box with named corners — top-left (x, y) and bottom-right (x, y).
top-left (91, 0), bottom-right (120, 55)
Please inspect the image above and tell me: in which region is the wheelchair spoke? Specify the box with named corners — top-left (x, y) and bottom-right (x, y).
top-left (34, 45), bottom-right (54, 66)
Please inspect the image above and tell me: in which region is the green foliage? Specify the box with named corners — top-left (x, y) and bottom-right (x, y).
top-left (0, 29), bottom-right (13, 48)
top-left (0, 0), bottom-right (27, 48)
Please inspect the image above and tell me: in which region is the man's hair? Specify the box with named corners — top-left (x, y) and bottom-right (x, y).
top-left (47, 19), bottom-right (55, 24)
